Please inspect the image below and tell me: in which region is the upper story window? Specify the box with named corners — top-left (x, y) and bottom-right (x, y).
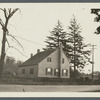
top-left (22, 69), bottom-right (25, 74)
top-left (62, 58), bottom-right (64, 64)
top-left (47, 57), bottom-right (51, 62)
top-left (54, 68), bottom-right (59, 76)
top-left (30, 68), bottom-right (34, 74)
top-left (62, 69), bottom-right (68, 76)
top-left (46, 68), bottom-right (52, 75)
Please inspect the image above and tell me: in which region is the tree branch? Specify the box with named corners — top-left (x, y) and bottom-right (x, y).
top-left (6, 38), bottom-right (26, 57)
top-left (0, 8), bottom-right (7, 19)
top-left (6, 38), bottom-right (10, 53)
top-left (6, 38), bottom-right (10, 47)
top-left (8, 8), bottom-right (19, 19)
top-left (8, 46), bottom-right (27, 57)
top-left (7, 33), bottom-right (24, 51)
top-left (4, 8), bottom-right (8, 19)
top-left (0, 18), bottom-right (5, 28)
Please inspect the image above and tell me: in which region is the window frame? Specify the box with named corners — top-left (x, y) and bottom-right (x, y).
top-left (62, 58), bottom-right (64, 64)
top-left (62, 69), bottom-right (68, 76)
top-left (47, 57), bottom-right (51, 62)
top-left (30, 68), bottom-right (34, 74)
top-left (22, 69), bottom-right (25, 74)
top-left (46, 67), bottom-right (52, 75)
top-left (54, 68), bottom-right (60, 76)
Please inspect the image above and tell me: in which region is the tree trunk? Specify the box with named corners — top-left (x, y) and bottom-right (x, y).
top-left (0, 8), bottom-right (19, 78)
top-left (0, 30), bottom-right (7, 77)
top-left (74, 45), bottom-right (76, 78)
top-left (73, 27), bottom-right (76, 78)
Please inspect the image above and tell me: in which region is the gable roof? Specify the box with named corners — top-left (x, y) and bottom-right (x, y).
top-left (19, 49), bottom-right (56, 67)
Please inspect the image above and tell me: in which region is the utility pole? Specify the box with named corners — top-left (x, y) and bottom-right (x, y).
top-left (91, 45), bottom-right (96, 81)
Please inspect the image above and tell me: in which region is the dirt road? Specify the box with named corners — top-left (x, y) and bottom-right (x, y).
top-left (0, 84), bottom-right (100, 92)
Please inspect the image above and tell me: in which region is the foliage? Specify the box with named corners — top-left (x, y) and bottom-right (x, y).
top-left (93, 71), bottom-right (100, 80)
top-left (91, 9), bottom-right (100, 34)
top-left (67, 16), bottom-right (91, 72)
top-left (44, 20), bottom-right (67, 49)
top-left (70, 67), bottom-right (81, 78)
top-left (3, 56), bottom-right (22, 77)
top-left (44, 17), bottom-right (91, 75)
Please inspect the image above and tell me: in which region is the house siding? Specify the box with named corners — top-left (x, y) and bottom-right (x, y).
top-left (17, 65), bottom-right (38, 78)
top-left (17, 44), bottom-right (70, 79)
top-left (38, 48), bottom-right (70, 78)
top-left (38, 49), bottom-right (59, 78)
top-left (60, 50), bottom-right (70, 78)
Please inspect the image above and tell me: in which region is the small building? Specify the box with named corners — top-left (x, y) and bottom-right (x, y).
top-left (17, 43), bottom-right (70, 78)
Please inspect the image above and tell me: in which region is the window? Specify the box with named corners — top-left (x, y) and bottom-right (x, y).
top-left (62, 69), bottom-right (68, 76)
top-left (62, 58), bottom-right (64, 64)
top-left (46, 68), bottom-right (52, 75)
top-left (54, 68), bottom-right (60, 76)
top-left (47, 57), bottom-right (51, 62)
top-left (30, 68), bottom-right (34, 74)
top-left (22, 69), bottom-right (25, 74)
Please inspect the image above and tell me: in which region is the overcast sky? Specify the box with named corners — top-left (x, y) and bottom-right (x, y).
top-left (0, 3), bottom-right (100, 73)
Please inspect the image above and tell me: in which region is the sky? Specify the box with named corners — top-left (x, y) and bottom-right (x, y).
top-left (0, 3), bottom-right (100, 73)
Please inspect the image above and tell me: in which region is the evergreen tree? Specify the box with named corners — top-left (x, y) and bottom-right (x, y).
top-left (45, 20), bottom-right (67, 49)
top-left (44, 20), bottom-right (73, 59)
top-left (44, 18), bottom-right (91, 78)
top-left (67, 16), bottom-right (91, 77)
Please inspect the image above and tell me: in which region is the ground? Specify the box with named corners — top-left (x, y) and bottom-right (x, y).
top-left (0, 85), bottom-right (100, 92)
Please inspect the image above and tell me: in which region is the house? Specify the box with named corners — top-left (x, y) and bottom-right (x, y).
top-left (17, 43), bottom-right (70, 78)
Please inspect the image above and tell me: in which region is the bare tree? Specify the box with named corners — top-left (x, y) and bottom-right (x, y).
top-left (0, 8), bottom-right (22, 77)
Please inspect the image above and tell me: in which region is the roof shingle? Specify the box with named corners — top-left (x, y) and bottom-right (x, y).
top-left (20, 49), bottom-right (55, 67)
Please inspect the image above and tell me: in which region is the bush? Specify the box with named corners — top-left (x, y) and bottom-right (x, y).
top-left (79, 77), bottom-right (84, 81)
top-left (85, 77), bottom-right (90, 82)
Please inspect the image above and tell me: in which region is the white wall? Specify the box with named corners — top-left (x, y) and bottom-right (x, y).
top-left (17, 65), bottom-right (38, 78)
top-left (38, 48), bottom-right (70, 78)
top-left (38, 49), bottom-right (59, 78)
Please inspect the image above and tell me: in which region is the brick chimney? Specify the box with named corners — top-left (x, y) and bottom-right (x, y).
top-left (37, 49), bottom-right (40, 53)
top-left (30, 53), bottom-right (33, 58)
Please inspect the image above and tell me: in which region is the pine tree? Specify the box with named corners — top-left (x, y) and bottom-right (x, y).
top-left (44, 18), bottom-right (91, 78)
top-left (45, 20), bottom-right (67, 49)
top-left (44, 20), bottom-right (73, 58)
top-left (67, 16), bottom-right (91, 77)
